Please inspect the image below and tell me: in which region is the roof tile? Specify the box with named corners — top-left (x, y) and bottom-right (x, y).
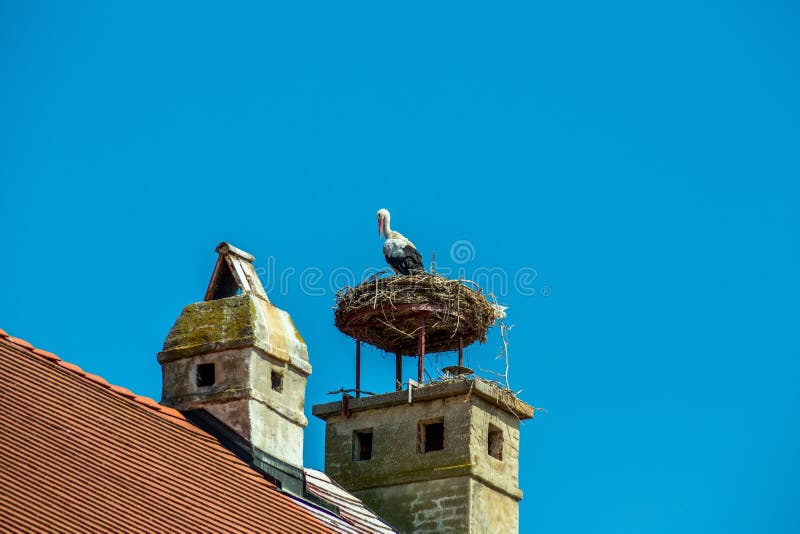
top-left (7, 336), bottom-right (33, 349)
top-left (109, 384), bottom-right (137, 398)
top-left (134, 395), bottom-right (162, 410)
top-left (84, 373), bottom-right (110, 387)
top-left (305, 468), bottom-right (395, 533)
top-left (32, 348), bottom-right (61, 362)
top-left (156, 405), bottom-right (186, 420)
top-left (0, 331), bottom-right (338, 533)
top-left (57, 361), bottom-right (86, 376)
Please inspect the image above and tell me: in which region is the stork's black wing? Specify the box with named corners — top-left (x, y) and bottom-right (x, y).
top-left (385, 254), bottom-right (407, 275)
top-left (385, 245), bottom-right (424, 275)
top-left (404, 244), bottom-right (424, 273)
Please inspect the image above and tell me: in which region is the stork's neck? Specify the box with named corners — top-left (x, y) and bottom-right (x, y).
top-left (382, 214), bottom-right (394, 239)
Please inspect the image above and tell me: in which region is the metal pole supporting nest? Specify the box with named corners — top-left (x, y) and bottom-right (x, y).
top-left (395, 352), bottom-right (402, 391)
top-left (417, 316), bottom-right (426, 383)
top-left (355, 336), bottom-right (361, 398)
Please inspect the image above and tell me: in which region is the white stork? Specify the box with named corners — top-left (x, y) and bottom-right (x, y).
top-left (377, 208), bottom-right (424, 275)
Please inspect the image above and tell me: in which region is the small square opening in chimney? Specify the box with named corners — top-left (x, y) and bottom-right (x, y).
top-left (488, 424), bottom-right (504, 461)
top-left (418, 418), bottom-right (444, 453)
top-left (352, 429), bottom-right (373, 461)
top-left (196, 363), bottom-right (215, 387)
top-left (271, 370), bottom-right (283, 393)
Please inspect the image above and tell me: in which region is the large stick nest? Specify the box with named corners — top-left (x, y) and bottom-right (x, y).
top-left (334, 273), bottom-right (496, 355)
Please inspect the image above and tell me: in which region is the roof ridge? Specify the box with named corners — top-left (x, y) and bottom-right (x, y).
top-left (0, 327), bottom-right (199, 432)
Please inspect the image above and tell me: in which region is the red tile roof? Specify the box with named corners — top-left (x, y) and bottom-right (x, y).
top-left (0, 330), bottom-right (341, 533)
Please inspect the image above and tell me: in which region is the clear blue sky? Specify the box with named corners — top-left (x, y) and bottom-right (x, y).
top-left (2, 2), bottom-right (798, 533)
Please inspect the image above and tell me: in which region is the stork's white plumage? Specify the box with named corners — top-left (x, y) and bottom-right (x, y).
top-left (377, 208), bottom-right (424, 275)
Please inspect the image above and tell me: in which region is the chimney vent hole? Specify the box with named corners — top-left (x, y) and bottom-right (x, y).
top-left (488, 424), bottom-right (504, 461)
top-left (418, 419), bottom-right (444, 453)
top-left (352, 429), bottom-right (373, 461)
top-left (271, 370), bottom-right (283, 393)
top-left (196, 363), bottom-right (215, 387)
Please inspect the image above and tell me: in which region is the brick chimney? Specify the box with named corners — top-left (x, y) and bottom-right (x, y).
top-left (158, 243), bottom-right (310, 470)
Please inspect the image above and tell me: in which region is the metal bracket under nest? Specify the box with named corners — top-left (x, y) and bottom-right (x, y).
top-left (350, 327), bottom-right (468, 397)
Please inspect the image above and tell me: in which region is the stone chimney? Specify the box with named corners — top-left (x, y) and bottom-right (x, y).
top-left (158, 243), bottom-right (310, 469)
top-left (313, 380), bottom-right (532, 532)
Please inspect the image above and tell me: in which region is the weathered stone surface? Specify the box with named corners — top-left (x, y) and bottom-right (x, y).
top-left (469, 396), bottom-right (523, 497)
top-left (159, 294), bottom-right (310, 467)
top-left (355, 477), bottom-right (472, 533)
top-left (161, 295), bottom-right (256, 355)
top-left (313, 379), bottom-right (532, 420)
top-left (314, 379), bottom-right (531, 533)
top-left (470, 478), bottom-right (519, 533)
top-left (323, 394), bottom-right (473, 491)
top-left (159, 294), bottom-right (311, 376)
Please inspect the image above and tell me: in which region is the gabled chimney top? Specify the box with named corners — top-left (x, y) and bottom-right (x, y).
top-left (205, 241), bottom-right (269, 302)
top-left (158, 242), bottom-right (310, 469)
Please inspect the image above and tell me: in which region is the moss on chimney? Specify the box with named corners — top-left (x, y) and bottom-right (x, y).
top-left (163, 295), bottom-right (256, 354)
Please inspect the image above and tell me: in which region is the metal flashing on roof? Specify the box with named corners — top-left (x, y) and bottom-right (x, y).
top-left (183, 409), bottom-right (341, 517)
top-left (253, 449), bottom-right (306, 498)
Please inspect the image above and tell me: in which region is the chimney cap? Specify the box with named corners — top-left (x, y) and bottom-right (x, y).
top-left (204, 242), bottom-right (268, 302)
top-left (215, 241), bottom-right (256, 262)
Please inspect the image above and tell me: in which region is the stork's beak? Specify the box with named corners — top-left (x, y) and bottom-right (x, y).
top-left (378, 217), bottom-right (383, 238)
